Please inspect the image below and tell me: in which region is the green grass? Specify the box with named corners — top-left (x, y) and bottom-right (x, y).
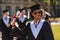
top-left (51, 25), bottom-right (60, 40)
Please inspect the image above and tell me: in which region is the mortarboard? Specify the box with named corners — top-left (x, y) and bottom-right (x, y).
top-left (28, 4), bottom-right (43, 19)
top-left (29, 4), bottom-right (40, 13)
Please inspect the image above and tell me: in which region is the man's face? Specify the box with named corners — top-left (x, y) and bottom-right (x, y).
top-left (32, 10), bottom-right (42, 20)
top-left (21, 10), bottom-right (25, 16)
top-left (4, 11), bottom-right (9, 17)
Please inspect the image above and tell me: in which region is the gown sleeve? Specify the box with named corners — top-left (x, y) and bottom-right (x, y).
top-left (43, 21), bottom-right (54, 40)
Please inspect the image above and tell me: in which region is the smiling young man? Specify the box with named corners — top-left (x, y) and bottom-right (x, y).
top-left (26, 4), bottom-right (54, 40)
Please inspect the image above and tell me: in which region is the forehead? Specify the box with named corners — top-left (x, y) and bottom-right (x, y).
top-left (4, 11), bottom-right (9, 15)
top-left (6, 11), bottom-right (9, 13)
top-left (21, 10), bottom-right (25, 12)
top-left (23, 10), bottom-right (25, 12)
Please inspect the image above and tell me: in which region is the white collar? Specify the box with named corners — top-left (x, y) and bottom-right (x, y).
top-left (34, 20), bottom-right (40, 26)
top-left (19, 15), bottom-right (27, 23)
top-left (30, 19), bottom-right (45, 39)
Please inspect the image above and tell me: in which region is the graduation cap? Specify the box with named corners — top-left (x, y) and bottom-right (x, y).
top-left (28, 4), bottom-right (43, 19)
top-left (29, 4), bottom-right (40, 13)
top-left (3, 9), bottom-right (9, 13)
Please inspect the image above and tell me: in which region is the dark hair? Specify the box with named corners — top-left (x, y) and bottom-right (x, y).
top-left (19, 7), bottom-right (27, 12)
top-left (30, 12), bottom-right (34, 19)
top-left (3, 10), bottom-right (9, 13)
top-left (20, 9), bottom-right (25, 12)
top-left (40, 10), bottom-right (43, 17)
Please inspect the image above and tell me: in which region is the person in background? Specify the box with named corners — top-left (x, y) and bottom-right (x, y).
top-left (26, 4), bottom-right (54, 40)
top-left (12, 7), bottom-right (28, 40)
top-left (0, 10), bottom-right (13, 40)
top-left (40, 6), bottom-right (51, 23)
top-left (44, 11), bottom-right (51, 23)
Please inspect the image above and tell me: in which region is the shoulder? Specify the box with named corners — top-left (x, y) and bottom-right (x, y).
top-left (24, 15), bottom-right (27, 18)
top-left (26, 21), bottom-right (30, 26)
top-left (40, 19), bottom-right (50, 25)
top-left (25, 17), bottom-right (28, 22)
top-left (43, 20), bottom-right (50, 25)
top-left (42, 20), bottom-right (51, 29)
top-left (26, 20), bottom-right (34, 27)
top-left (24, 15), bottom-right (28, 20)
top-left (40, 19), bottom-right (51, 27)
top-left (24, 15), bottom-right (28, 19)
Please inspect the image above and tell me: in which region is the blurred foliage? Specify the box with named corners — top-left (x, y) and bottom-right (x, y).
top-left (44, 0), bottom-right (50, 5)
top-left (38, 0), bottom-right (43, 2)
top-left (40, 0), bottom-right (59, 6)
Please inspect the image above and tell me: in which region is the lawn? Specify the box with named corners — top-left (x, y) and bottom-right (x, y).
top-left (51, 24), bottom-right (60, 40)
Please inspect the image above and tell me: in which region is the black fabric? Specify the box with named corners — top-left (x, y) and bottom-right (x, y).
top-left (26, 21), bottom-right (54, 40)
top-left (29, 4), bottom-right (40, 13)
top-left (0, 18), bottom-right (13, 40)
top-left (12, 18), bottom-right (28, 40)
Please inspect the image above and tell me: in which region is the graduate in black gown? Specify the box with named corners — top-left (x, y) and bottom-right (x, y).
top-left (12, 8), bottom-right (28, 40)
top-left (0, 10), bottom-right (13, 40)
top-left (26, 4), bottom-right (54, 40)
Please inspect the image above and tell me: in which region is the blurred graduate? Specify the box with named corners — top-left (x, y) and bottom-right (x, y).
top-left (0, 10), bottom-right (13, 40)
top-left (26, 4), bottom-right (54, 40)
top-left (12, 7), bottom-right (28, 40)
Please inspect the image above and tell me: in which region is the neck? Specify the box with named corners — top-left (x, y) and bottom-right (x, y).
top-left (20, 15), bottom-right (23, 17)
top-left (34, 19), bottom-right (39, 23)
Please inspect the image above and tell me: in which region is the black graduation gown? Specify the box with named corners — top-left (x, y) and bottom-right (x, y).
top-left (26, 21), bottom-right (54, 40)
top-left (0, 18), bottom-right (13, 40)
top-left (12, 18), bottom-right (28, 40)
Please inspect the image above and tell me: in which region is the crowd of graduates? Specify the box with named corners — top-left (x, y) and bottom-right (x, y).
top-left (0, 3), bottom-right (54, 40)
